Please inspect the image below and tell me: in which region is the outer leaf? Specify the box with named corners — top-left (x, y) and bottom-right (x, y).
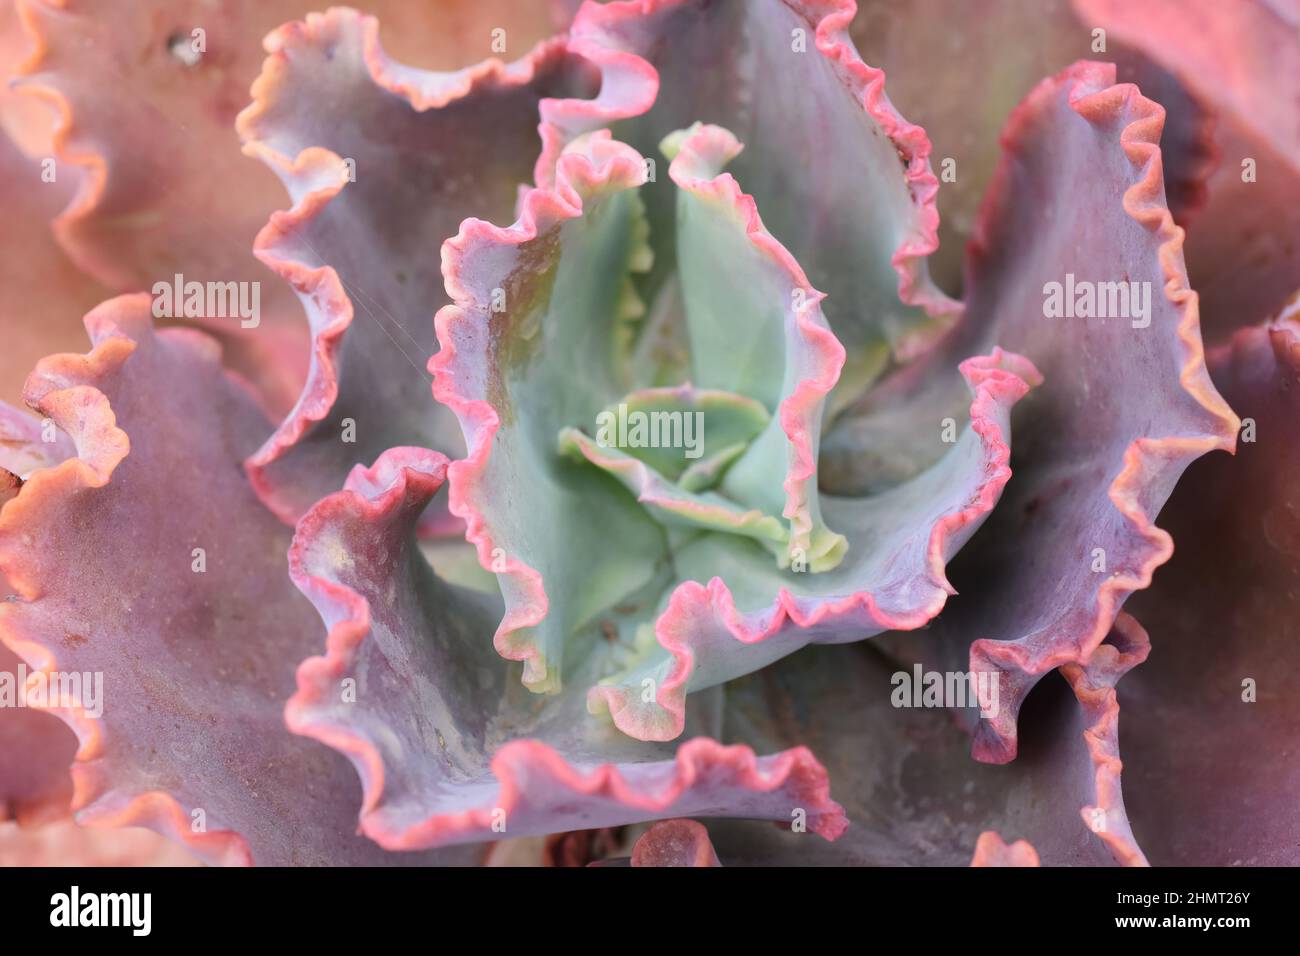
top-left (703, 615), bottom-right (1149, 866)
top-left (848, 0), bottom-right (1217, 292)
top-left (1120, 310), bottom-right (1300, 865)
top-left (1075, 0), bottom-right (1300, 343)
top-left (0, 296), bottom-right (478, 865)
top-left (1179, 125), bottom-right (1300, 344)
top-left (238, 8), bottom-right (593, 528)
top-left (828, 62), bottom-right (1238, 762)
top-left (1075, 0), bottom-right (1300, 173)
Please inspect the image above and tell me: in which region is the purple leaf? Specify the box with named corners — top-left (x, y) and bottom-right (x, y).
top-left (827, 61), bottom-right (1238, 764)
top-left (0, 297), bottom-right (480, 864)
top-left (237, 8), bottom-right (595, 529)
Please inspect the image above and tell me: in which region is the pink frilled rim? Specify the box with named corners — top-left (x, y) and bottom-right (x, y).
top-left (1062, 612), bottom-right (1151, 867)
top-left (0, 297), bottom-right (500, 866)
top-left (9, 0), bottom-right (108, 285)
top-left (664, 122), bottom-right (845, 568)
top-left (431, 130), bottom-right (647, 689)
top-left (286, 445), bottom-right (848, 849)
top-left (1073, 0), bottom-right (1300, 175)
top-left (963, 61), bottom-right (1239, 762)
top-left (235, 7), bottom-right (573, 529)
top-left (0, 301), bottom-right (252, 865)
top-left (539, 0), bottom-right (957, 352)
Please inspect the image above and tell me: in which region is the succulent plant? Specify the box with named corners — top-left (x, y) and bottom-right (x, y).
top-left (1, 0), bottom-right (1296, 868)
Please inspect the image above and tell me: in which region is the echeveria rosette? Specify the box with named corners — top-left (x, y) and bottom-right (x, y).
top-left (0, 0), bottom-right (1280, 868)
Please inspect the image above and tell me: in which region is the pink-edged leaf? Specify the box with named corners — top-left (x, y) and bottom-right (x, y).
top-left (586, 348), bottom-right (1037, 742)
top-left (830, 61), bottom-right (1238, 764)
top-left (1119, 310), bottom-right (1300, 865)
top-left (703, 614), bottom-right (1150, 866)
top-left (433, 130), bottom-right (669, 695)
top-left (0, 296), bottom-right (479, 865)
top-left (662, 122), bottom-right (847, 567)
top-left (237, 7), bottom-right (594, 529)
top-left (286, 445), bottom-right (848, 849)
top-left (630, 818), bottom-right (720, 867)
top-left (543, 0), bottom-right (959, 400)
top-left (1075, 0), bottom-right (1300, 174)
top-left (1074, 0), bottom-right (1300, 341)
top-left (848, 0), bottom-right (1216, 292)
